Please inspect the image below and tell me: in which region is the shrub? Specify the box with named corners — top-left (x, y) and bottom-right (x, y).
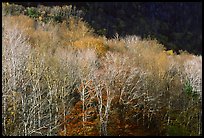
top-left (27, 7), bottom-right (40, 18)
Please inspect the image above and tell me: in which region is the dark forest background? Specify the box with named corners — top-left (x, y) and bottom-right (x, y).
top-left (11, 2), bottom-right (202, 55)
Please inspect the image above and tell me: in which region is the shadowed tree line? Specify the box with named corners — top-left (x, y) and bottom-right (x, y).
top-left (10, 2), bottom-right (202, 55)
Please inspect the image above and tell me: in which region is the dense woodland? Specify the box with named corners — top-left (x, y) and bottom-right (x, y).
top-left (2, 2), bottom-right (202, 136)
top-left (11, 2), bottom-right (202, 55)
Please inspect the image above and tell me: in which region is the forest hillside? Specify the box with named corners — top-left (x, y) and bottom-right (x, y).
top-left (2, 3), bottom-right (202, 136)
top-left (10, 2), bottom-right (202, 55)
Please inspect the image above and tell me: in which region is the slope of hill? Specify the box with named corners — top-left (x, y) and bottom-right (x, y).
top-left (9, 2), bottom-right (202, 55)
top-left (2, 3), bottom-right (202, 136)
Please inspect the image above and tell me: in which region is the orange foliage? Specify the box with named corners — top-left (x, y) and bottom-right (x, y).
top-left (3, 15), bottom-right (35, 35)
top-left (73, 36), bottom-right (108, 56)
top-left (59, 100), bottom-right (99, 136)
top-left (106, 39), bottom-right (126, 53)
top-left (59, 80), bottom-right (99, 136)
